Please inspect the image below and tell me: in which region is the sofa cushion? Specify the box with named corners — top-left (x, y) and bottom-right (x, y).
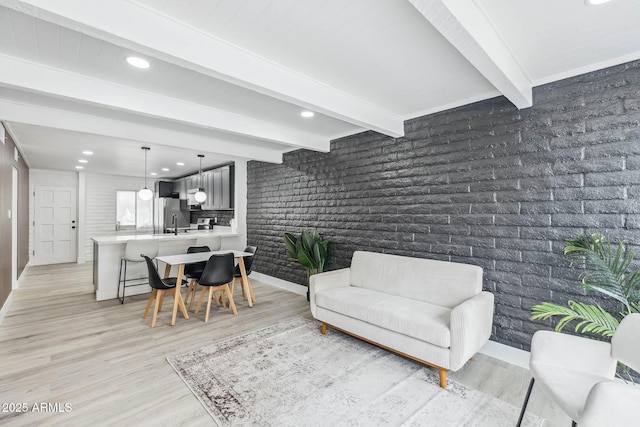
top-left (349, 251), bottom-right (482, 308)
top-left (315, 286), bottom-right (451, 348)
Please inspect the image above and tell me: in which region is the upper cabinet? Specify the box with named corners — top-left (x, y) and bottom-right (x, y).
top-left (210, 165), bottom-right (233, 210)
top-left (200, 170), bottom-right (213, 210)
top-left (174, 178), bottom-right (187, 200)
top-left (173, 164), bottom-right (234, 210)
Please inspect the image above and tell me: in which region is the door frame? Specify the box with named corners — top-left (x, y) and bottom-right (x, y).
top-left (11, 166), bottom-right (18, 289)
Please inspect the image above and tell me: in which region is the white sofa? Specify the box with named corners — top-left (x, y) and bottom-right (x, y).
top-left (309, 251), bottom-right (494, 388)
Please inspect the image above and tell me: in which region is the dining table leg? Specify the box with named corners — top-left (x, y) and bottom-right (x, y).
top-left (237, 257), bottom-right (255, 307)
top-left (169, 263), bottom-right (188, 325)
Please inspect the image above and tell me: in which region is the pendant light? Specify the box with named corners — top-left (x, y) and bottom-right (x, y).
top-left (194, 154), bottom-right (207, 203)
top-left (138, 146), bottom-right (153, 201)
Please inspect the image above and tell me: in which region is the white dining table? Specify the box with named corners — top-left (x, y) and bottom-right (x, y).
top-left (155, 249), bottom-right (255, 326)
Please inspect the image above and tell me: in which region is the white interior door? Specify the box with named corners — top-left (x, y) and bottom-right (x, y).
top-left (34, 186), bottom-right (77, 265)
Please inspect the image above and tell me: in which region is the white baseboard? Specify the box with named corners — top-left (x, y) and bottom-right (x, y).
top-left (15, 261), bottom-right (30, 289)
top-left (77, 257), bottom-right (86, 264)
top-left (252, 271), bottom-right (307, 296)
top-left (0, 291), bottom-right (13, 326)
top-left (479, 340), bottom-right (530, 370)
top-left (1, 262), bottom-right (32, 325)
top-left (253, 271), bottom-right (531, 370)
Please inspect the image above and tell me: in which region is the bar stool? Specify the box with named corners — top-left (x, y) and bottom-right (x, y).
top-left (118, 240), bottom-right (160, 304)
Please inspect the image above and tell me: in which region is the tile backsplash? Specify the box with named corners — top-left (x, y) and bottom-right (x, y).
top-left (190, 209), bottom-right (234, 226)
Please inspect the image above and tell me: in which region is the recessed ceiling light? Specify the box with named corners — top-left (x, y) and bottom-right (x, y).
top-left (150, 172), bottom-right (157, 176)
top-left (82, 150), bottom-right (93, 155)
top-left (126, 56), bottom-right (150, 69)
top-left (176, 162), bottom-right (185, 166)
top-left (300, 111), bottom-right (315, 118)
top-left (585, 0), bottom-right (612, 4)
top-left (161, 167), bottom-right (170, 172)
top-left (75, 166), bottom-right (84, 170)
top-left (78, 159), bottom-right (88, 163)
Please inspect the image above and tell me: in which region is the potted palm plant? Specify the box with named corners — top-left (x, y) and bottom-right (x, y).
top-left (531, 232), bottom-right (640, 380)
top-left (283, 229), bottom-right (329, 301)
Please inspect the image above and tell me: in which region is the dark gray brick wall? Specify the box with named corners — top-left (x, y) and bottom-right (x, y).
top-left (247, 59), bottom-right (640, 350)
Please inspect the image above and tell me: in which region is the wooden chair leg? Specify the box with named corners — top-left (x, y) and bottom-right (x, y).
top-left (205, 287), bottom-right (215, 323)
top-left (143, 289), bottom-right (157, 319)
top-left (321, 323), bottom-right (327, 335)
top-left (195, 287), bottom-right (207, 314)
top-left (158, 291), bottom-right (165, 312)
top-left (247, 278), bottom-right (256, 303)
top-left (151, 290), bottom-right (163, 328)
top-left (224, 284), bottom-right (238, 315)
top-left (438, 368), bottom-right (448, 388)
top-left (220, 289), bottom-right (227, 308)
top-left (174, 288), bottom-right (189, 320)
top-left (212, 289), bottom-right (222, 307)
top-left (185, 279), bottom-right (194, 308)
top-left (188, 281), bottom-right (199, 311)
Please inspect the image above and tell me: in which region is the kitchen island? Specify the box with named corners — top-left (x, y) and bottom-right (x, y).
top-left (92, 231), bottom-right (242, 301)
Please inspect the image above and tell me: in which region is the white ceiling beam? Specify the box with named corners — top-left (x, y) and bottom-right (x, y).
top-left (408, 0), bottom-right (532, 109)
top-left (8, 0), bottom-right (405, 138)
top-left (0, 99), bottom-right (284, 164)
top-left (0, 54), bottom-right (328, 153)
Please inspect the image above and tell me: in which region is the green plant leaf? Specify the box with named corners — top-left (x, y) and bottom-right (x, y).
top-left (563, 232), bottom-right (640, 312)
top-left (283, 233), bottom-right (298, 259)
top-left (301, 230), bottom-right (315, 253)
top-left (298, 248), bottom-right (318, 270)
top-left (531, 300), bottom-right (619, 338)
top-left (313, 241), bottom-right (328, 272)
top-left (283, 229), bottom-right (329, 277)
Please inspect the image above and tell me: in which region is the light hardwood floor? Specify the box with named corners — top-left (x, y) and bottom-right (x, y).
top-left (0, 263), bottom-right (569, 426)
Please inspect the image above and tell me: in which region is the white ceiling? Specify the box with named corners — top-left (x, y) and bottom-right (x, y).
top-left (0, 0), bottom-right (638, 179)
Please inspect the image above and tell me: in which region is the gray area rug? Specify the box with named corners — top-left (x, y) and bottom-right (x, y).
top-left (167, 317), bottom-right (543, 426)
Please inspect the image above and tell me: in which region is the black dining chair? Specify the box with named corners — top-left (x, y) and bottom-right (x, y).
top-left (183, 245), bottom-right (211, 311)
top-left (194, 253), bottom-right (237, 322)
top-left (230, 246), bottom-right (258, 302)
top-left (141, 255), bottom-right (189, 327)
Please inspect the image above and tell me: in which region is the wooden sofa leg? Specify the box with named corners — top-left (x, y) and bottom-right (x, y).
top-left (438, 368), bottom-right (448, 388)
top-left (321, 323), bottom-right (327, 335)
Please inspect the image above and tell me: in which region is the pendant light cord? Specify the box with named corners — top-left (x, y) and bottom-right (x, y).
top-left (144, 148), bottom-right (148, 189)
top-left (141, 146), bottom-right (150, 190)
top-left (198, 154), bottom-right (204, 189)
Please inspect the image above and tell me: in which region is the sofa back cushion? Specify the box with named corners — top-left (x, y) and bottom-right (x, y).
top-left (349, 251), bottom-right (483, 308)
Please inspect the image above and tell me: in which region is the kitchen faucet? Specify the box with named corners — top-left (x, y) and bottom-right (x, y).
top-left (171, 213), bottom-right (178, 235)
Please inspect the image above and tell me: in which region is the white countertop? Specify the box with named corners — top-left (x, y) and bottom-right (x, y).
top-left (92, 230), bottom-right (240, 245)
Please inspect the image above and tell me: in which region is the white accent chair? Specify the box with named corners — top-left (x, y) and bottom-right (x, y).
top-left (517, 313), bottom-right (640, 427)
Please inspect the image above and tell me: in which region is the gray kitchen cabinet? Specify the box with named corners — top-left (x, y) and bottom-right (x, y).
top-left (173, 164), bottom-right (233, 209)
top-left (210, 165), bottom-right (232, 209)
top-left (174, 178), bottom-right (187, 200)
top-left (201, 171), bottom-right (213, 209)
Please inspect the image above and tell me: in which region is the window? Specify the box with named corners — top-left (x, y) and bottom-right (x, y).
top-left (116, 190), bottom-right (153, 231)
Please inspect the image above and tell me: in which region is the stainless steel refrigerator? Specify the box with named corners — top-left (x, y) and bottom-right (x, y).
top-left (154, 198), bottom-right (190, 234)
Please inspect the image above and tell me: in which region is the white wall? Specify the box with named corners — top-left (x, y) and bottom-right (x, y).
top-left (234, 160), bottom-right (248, 249)
top-left (84, 173), bottom-right (147, 259)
